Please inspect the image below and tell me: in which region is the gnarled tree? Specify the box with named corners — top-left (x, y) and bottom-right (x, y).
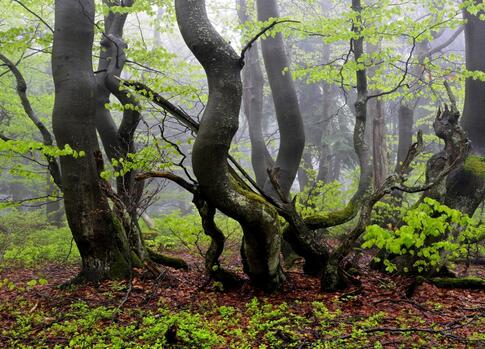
top-left (443, 3), bottom-right (485, 214)
top-left (175, 0), bottom-right (284, 291)
top-left (52, 0), bottom-right (133, 281)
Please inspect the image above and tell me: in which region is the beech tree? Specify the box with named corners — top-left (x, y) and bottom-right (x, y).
top-left (175, 0), bottom-right (285, 291)
top-left (51, 0), bottom-right (134, 281)
top-left (444, 1), bottom-right (485, 214)
top-left (50, 0), bottom-right (186, 282)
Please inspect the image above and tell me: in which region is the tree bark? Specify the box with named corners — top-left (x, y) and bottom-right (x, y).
top-left (443, 4), bottom-right (485, 215)
top-left (175, 0), bottom-right (284, 291)
top-left (256, 0), bottom-right (305, 199)
top-left (52, 0), bottom-right (132, 281)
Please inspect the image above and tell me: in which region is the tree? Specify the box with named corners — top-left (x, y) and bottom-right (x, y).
top-left (443, 1), bottom-right (485, 214)
top-left (51, 0), bottom-right (133, 281)
top-left (175, 0), bottom-right (284, 291)
top-left (237, 0), bottom-right (273, 188)
top-left (256, 0), bottom-right (305, 199)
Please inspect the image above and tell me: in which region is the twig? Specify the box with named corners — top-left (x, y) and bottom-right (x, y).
top-left (12, 0), bottom-right (54, 33)
top-left (239, 19), bottom-right (300, 66)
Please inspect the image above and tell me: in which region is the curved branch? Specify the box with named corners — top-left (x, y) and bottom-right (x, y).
top-left (427, 26), bottom-right (464, 57)
top-left (0, 53), bottom-right (62, 188)
top-left (239, 19), bottom-right (299, 66)
top-left (136, 171), bottom-right (197, 194)
top-left (12, 0), bottom-right (54, 33)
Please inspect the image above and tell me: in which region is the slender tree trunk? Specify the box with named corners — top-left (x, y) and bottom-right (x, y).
top-left (256, 0), bottom-right (305, 198)
top-left (316, 82), bottom-right (333, 183)
top-left (395, 105), bottom-right (413, 173)
top-left (372, 98), bottom-right (388, 188)
top-left (52, 0), bottom-right (132, 281)
top-left (321, 0), bottom-right (373, 291)
top-left (237, 0), bottom-right (273, 188)
top-left (367, 42), bottom-right (387, 188)
top-left (45, 174), bottom-right (63, 227)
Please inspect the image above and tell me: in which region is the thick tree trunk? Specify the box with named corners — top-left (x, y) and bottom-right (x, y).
top-left (175, 0), bottom-right (284, 291)
top-left (443, 4), bottom-right (485, 215)
top-left (257, 0), bottom-right (305, 199)
top-left (52, 0), bottom-right (132, 281)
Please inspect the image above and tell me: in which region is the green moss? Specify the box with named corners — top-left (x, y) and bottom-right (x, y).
top-left (304, 202), bottom-right (357, 227)
top-left (424, 276), bottom-right (485, 289)
top-left (464, 155), bottom-right (485, 178)
top-left (130, 250), bottom-right (143, 268)
top-left (230, 176), bottom-right (270, 206)
top-left (108, 250), bottom-right (131, 279)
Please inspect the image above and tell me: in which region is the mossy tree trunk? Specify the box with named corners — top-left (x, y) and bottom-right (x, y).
top-left (175, 0), bottom-right (284, 291)
top-left (443, 4), bottom-right (485, 215)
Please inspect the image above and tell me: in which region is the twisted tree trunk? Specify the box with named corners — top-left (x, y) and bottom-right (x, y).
top-left (237, 0), bottom-right (273, 188)
top-left (175, 0), bottom-right (284, 291)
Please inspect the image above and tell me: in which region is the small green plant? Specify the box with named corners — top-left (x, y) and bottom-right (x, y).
top-left (362, 198), bottom-right (485, 273)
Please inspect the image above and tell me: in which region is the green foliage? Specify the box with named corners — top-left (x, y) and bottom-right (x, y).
top-left (1, 292), bottom-right (483, 348)
top-left (0, 209), bottom-right (78, 266)
top-left (363, 198), bottom-right (485, 273)
top-left (298, 180), bottom-right (349, 217)
top-left (144, 210), bottom-right (242, 253)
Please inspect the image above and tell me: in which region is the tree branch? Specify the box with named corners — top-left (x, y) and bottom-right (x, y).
top-left (427, 26), bottom-right (464, 57)
top-left (239, 19), bottom-right (300, 66)
top-left (0, 53), bottom-right (62, 189)
top-left (12, 0), bottom-right (54, 33)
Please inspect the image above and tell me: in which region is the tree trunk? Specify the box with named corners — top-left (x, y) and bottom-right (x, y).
top-left (316, 82), bottom-right (333, 183)
top-left (52, 0), bottom-right (132, 281)
top-left (45, 175), bottom-right (63, 227)
top-left (257, 0), bottom-right (305, 199)
top-left (93, 1), bottom-right (161, 266)
top-left (175, 0), bottom-right (284, 291)
top-left (237, 0), bottom-right (273, 188)
top-left (372, 98), bottom-right (388, 188)
top-left (444, 3), bottom-right (485, 215)
top-left (395, 105), bottom-right (413, 173)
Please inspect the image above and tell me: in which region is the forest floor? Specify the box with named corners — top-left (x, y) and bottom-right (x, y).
top-left (0, 254), bottom-right (484, 348)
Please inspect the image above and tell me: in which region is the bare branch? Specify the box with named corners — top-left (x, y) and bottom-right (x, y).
top-left (12, 0), bottom-right (54, 33)
top-left (427, 26), bottom-right (464, 57)
top-left (136, 171), bottom-right (197, 194)
top-left (239, 19), bottom-right (300, 66)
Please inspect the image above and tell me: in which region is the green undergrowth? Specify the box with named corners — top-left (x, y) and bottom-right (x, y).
top-left (0, 208), bottom-right (243, 267)
top-left (0, 210), bottom-right (79, 266)
top-left (2, 290), bottom-right (482, 349)
top-left (143, 210), bottom-right (242, 254)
